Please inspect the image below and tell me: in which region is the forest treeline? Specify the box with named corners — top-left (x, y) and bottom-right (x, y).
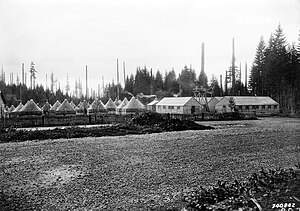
top-left (1, 25), bottom-right (299, 114)
top-left (249, 25), bottom-right (300, 114)
top-left (0, 65), bottom-right (221, 107)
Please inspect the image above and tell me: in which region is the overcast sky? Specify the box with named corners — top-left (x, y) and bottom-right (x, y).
top-left (0, 0), bottom-right (299, 94)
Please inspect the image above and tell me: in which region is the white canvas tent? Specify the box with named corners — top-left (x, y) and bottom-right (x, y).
top-left (122, 97), bottom-right (145, 115)
top-left (56, 99), bottom-right (76, 115)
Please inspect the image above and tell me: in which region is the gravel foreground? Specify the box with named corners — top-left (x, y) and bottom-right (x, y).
top-left (0, 117), bottom-right (300, 210)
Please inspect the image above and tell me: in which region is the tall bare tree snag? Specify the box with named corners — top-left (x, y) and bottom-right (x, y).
top-left (231, 38), bottom-right (236, 95)
top-left (50, 72), bottom-right (57, 93)
top-left (65, 74), bottom-right (70, 95)
top-left (29, 61), bottom-right (37, 89)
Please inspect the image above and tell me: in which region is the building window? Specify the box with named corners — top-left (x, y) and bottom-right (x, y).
top-left (157, 106), bottom-right (160, 109)
top-left (262, 105), bottom-right (265, 109)
top-left (177, 106), bottom-right (180, 109)
top-left (274, 105), bottom-right (277, 109)
top-left (168, 106), bottom-right (174, 109)
top-left (163, 106), bottom-right (166, 109)
top-left (268, 105), bottom-right (272, 109)
top-left (245, 106), bottom-right (249, 110)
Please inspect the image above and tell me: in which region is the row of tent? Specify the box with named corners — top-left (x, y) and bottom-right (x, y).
top-left (4, 97), bottom-right (146, 116)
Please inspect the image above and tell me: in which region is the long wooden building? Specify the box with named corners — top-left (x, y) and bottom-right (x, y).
top-left (214, 96), bottom-right (279, 115)
top-left (155, 97), bottom-right (202, 115)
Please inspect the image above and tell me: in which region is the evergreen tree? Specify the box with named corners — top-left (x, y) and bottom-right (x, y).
top-left (249, 36), bottom-right (266, 96)
top-left (228, 96), bottom-right (236, 112)
top-left (124, 74), bottom-right (134, 95)
top-left (133, 66), bottom-right (151, 95)
top-left (264, 24), bottom-right (290, 111)
top-left (153, 70), bottom-right (164, 93)
top-left (198, 69), bottom-right (208, 88)
top-left (210, 75), bottom-right (222, 96)
top-left (164, 69), bottom-right (178, 96)
top-left (179, 65), bottom-right (196, 96)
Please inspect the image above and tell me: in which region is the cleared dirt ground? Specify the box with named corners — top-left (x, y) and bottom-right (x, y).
top-left (0, 117), bottom-right (299, 210)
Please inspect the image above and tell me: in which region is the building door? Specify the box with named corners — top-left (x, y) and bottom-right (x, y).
top-left (191, 106), bottom-right (195, 114)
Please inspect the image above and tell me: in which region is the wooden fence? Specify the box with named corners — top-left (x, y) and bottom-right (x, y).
top-left (0, 111), bottom-right (257, 129)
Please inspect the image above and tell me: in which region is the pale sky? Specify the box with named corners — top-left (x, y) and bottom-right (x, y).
top-left (0, 0), bottom-right (299, 95)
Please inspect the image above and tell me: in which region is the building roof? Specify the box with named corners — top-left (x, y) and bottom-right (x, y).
top-left (56, 99), bottom-right (76, 114)
top-left (80, 100), bottom-right (90, 109)
top-left (195, 97), bottom-right (212, 105)
top-left (113, 98), bottom-right (122, 106)
top-left (105, 98), bottom-right (116, 109)
top-left (156, 97), bottom-right (200, 106)
top-left (75, 100), bottom-right (89, 112)
top-left (42, 101), bottom-right (52, 111)
top-left (208, 97), bottom-right (223, 103)
top-left (224, 96), bottom-right (279, 106)
top-left (50, 100), bottom-right (61, 111)
top-left (214, 97), bottom-right (223, 101)
top-left (19, 99), bottom-right (42, 115)
top-left (147, 98), bottom-right (160, 106)
top-left (117, 97), bottom-right (128, 109)
top-left (13, 102), bottom-right (23, 113)
top-left (122, 97), bottom-right (145, 110)
top-left (8, 105), bottom-right (15, 113)
top-left (70, 101), bottom-right (76, 109)
top-left (88, 99), bottom-right (106, 112)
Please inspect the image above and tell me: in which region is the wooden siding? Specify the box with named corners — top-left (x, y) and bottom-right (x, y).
top-left (156, 97), bottom-right (201, 115)
top-left (208, 98), bottom-right (220, 112)
top-left (215, 97), bottom-right (280, 115)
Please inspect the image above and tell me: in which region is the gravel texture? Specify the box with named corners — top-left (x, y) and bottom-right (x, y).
top-left (0, 117), bottom-right (299, 210)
